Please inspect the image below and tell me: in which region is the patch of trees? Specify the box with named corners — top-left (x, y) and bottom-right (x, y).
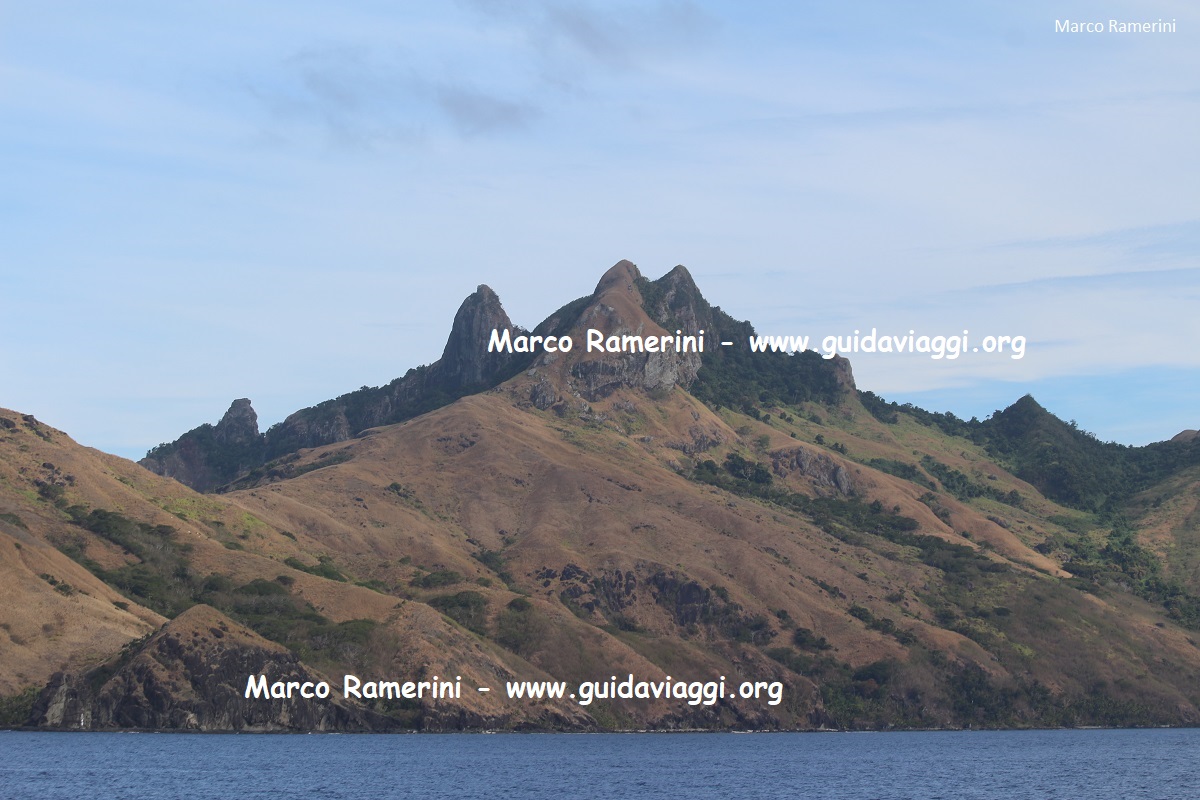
top-left (692, 453), bottom-right (1002, 580)
top-left (1054, 517), bottom-right (1200, 630)
top-left (859, 392), bottom-right (1200, 513)
top-left (691, 309), bottom-right (844, 414)
top-left (920, 456), bottom-right (1023, 508)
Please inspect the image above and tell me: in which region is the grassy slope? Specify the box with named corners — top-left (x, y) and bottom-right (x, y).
top-left (0, 408), bottom-right (587, 729)
top-left (216, 376), bottom-right (1200, 728)
top-left (4, 258), bottom-right (1200, 729)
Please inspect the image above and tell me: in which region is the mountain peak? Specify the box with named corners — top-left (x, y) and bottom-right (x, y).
top-left (214, 398), bottom-right (259, 445)
top-left (594, 260), bottom-right (642, 295)
top-left (439, 284), bottom-right (521, 388)
top-left (523, 261), bottom-right (702, 402)
top-left (663, 263), bottom-right (696, 285)
top-left (641, 263), bottom-right (711, 335)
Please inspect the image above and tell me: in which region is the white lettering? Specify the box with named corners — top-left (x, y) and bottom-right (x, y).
top-left (487, 328), bottom-right (513, 353)
top-left (1055, 19), bottom-right (1105, 33)
top-left (245, 674), bottom-right (269, 699)
top-left (487, 329), bottom-right (575, 354)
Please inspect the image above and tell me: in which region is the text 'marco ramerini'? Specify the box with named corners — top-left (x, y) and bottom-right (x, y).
top-left (487, 328), bottom-right (705, 354)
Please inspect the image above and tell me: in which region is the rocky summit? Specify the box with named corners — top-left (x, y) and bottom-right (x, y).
top-left (4, 260), bottom-right (1200, 732)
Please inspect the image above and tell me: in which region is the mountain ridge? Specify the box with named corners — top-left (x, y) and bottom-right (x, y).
top-left (139, 261), bottom-right (856, 493)
top-left (140, 282), bottom-right (530, 491)
top-left (6, 260), bottom-right (1200, 732)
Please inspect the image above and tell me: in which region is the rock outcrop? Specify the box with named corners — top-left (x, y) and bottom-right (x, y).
top-left (141, 286), bottom-right (527, 491)
top-left (534, 261), bottom-right (704, 402)
top-left (142, 260), bottom-right (850, 493)
top-left (29, 605), bottom-right (392, 732)
top-left (139, 399), bottom-right (266, 492)
top-left (641, 264), bottom-right (716, 335)
top-left (438, 284), bottom-right (524, 388)
top-left (213, 398), bottom-right (260, 447)
top-left (770, 446), bottom-right (855, 495)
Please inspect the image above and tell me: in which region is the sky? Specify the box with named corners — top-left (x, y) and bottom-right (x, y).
top-left (2, 1), bottom-right (1198, 460)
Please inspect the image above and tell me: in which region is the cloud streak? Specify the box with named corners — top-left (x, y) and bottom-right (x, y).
top-left (246, 42), bottom-right (540, 145)
top-left (435, 85), bottom-right (539, 136)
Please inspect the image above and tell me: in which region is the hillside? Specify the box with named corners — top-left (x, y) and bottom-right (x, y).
top-left (0, 409), bottom-right (586, 731)
top-left (4, 260), bottom-right (1200, 731)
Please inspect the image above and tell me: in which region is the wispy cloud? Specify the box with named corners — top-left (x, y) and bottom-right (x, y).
top-left (246, 42), bottom-right (540, 145)
top-left (991, 219), bottom-right (1200, 261)
top-left (242, 3), bottom-right (711, 146)
top-left (462, 0), bottom-right (711, 69)
top-left (435, 85), bottom-right (539, 136)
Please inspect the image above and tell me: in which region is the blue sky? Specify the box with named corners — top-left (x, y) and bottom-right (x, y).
top-left (2, 2), bottom-right (1197, 459)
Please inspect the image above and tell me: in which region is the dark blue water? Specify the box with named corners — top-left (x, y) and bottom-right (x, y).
top-left (1, 729), bottom-right (1197, 799)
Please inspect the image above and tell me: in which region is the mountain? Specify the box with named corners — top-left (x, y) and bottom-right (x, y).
top-left (0, 408), bottom-right (587, 731)
top-left (5, 260), bottom-right (1200, 732)
top-left (139, 262), bottom-right (852, 493)
top-left (30, 604), bottom-right (393, 732)
top-left (140, 284), bottom-right (529, 491)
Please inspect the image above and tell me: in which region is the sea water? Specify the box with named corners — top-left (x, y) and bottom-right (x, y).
top-left (1, 728), bottom-right (1197, 799)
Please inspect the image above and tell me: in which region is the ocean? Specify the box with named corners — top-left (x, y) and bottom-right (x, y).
top-left (1, 728), bottom-right (1197, 799)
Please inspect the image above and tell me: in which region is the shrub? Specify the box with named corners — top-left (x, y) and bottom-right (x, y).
top-left (428, 591), bottom-right (488, 635)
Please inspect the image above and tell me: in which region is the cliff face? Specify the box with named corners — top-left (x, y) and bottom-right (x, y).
top-left (141, 261), bottom-right (852, 492)
top-left (13, 261), bottom-right (1200, 732)
top-left (139, 399), bottom-right (266, 492)
top-left (141, 285), bottom-right (528, 490)
top-left (640, 264), bottom-right (716, 336)
top-left (261, 284), bottom-right (526, 456)
top-left (29, 605), bottom-right (391, 732)
top-left (543, 261), bottom-right (704, 402)
top-left (213, 398), bottom-right (260, 447)
top-left (438, 284), bottom-right (523, 388)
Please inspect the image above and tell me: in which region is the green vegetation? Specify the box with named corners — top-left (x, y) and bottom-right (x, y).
top-left (848, 604), bottom-right (917, 645)
top-left (428, 591), bottom-right (489, 635)
top-left (0, 687), bottom-right (39, 728)
top-left (695, 453), bottom-right (915, 536)
top-left (692, 453), bottom-right (1004, 581)
top-left (767, 640), bottom-right (1164, 730)
top-left (283, 556), bottom-right (347, 582)
top-left (386, 482), bottom-right (416, 500)
top-left (791, 626), bottom-right (831, 651)
top-left (57, 507), bottom-right (194, 617)
top-left (411, 569), bottom-right (463, 589)
top-left (638, 272), bottom-right (847, 415)
top-left (49, 504), bottom-right (384, 666)
top-left (866, 458), bottom-right (934, 489)
top-left (495, 597), bottom-right (547, 655)
top-left (857, 390), bottom-right (977, 437)
top-left (1051, 517), bottom-right (1200, 629)
top-left (198, 578), bottom-right (379, 666)
top-left (37, 483), bottom-right (66, 506)
top-left (981, 396), bottom-right (1200, 511)
top-left (39, 574), bottom-right (76, 596)
top-left (693, 337), bottom-right (844, 418)
top-left (0, 511), bottom-right (27, 529)
top-left (647, 572), bottom-right (774, 645)
top-left (766, 648), bottom-right (915, 728)
top-left (472, 549), bottom-right (514, 587)
top-left (920, 456), bottom-right (1023, 507)
top-left (860, 392), bottom-right (1200, 513)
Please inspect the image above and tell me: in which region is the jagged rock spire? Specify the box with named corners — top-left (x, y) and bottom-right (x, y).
top-left (438, 285), bottom-right (522, 389)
